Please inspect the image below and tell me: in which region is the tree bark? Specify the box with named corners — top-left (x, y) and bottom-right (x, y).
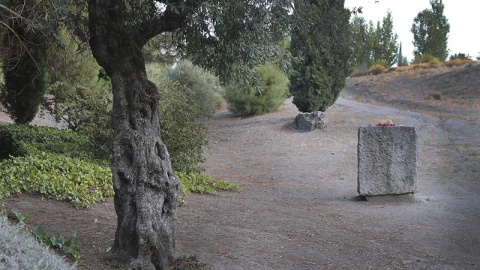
top-left (88, 2), bottom-right (182, 269)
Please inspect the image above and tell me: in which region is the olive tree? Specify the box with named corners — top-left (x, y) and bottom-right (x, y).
top-left (87, 1), bottom-right (290, 268)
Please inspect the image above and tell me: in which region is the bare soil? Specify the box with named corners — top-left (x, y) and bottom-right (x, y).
top-left (1, 63), bottom-right (479, 269)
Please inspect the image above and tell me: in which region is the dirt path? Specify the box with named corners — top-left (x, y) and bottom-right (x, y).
top-left (175, 98), bottom-right (479, 269)
top-left (2, 97), bottom-right (479, 269)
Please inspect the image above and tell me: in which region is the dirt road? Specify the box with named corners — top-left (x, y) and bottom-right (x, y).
top-left (176, 97), bottom-right (480, 269)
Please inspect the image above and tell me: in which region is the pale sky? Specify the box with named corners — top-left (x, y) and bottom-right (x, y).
top-left (345, 0), bottom-right (480, 62)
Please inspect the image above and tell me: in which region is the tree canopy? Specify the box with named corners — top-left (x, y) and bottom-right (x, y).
top-left (411, 0), bottom-right (450, 60)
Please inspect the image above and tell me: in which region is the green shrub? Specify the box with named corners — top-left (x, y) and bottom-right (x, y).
top-left (370, 59), bottom-right (390, 68)
top-left (177, 172), bottom-right (240, 195)
top-left (0, 128), bottom-right (26, 160)
top-left (162, 60), bottom-right (225, 115)
top-left (0, 125), bottom-right (91, 160)
top-left (43, 32), bottom-right (113, 160)
top-left (0, 153), bottom-right (113, 208)
top-left (157, 81), bottom-right (209, 173)
top-left (225, 63), bottom-right (289, 115)
top-left (368, 64), bottom-right (386, 75)
top-left (413, 54), bottom-right (441, 66)
top-left (444, 59), bottom-right (472, 67)
top-left (148, 61), bottom-right (223, 172)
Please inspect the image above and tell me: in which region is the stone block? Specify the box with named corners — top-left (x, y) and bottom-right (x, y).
top-left (358, 126), bottom-right (418, 196)
top-left (293, 111), bottom-right (326, 132)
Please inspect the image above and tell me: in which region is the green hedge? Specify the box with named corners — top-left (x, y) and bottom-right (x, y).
top-left (0, 125), bottom-right (91, 160)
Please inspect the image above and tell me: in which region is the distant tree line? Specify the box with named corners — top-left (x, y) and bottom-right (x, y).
top-left (351, 0), bottom-right (451, 70)
top-left (350, 11), bottom-right (399, 70)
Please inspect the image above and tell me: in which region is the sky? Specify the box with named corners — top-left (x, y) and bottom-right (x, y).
top-left (344, 0), bottom-right (480, 62)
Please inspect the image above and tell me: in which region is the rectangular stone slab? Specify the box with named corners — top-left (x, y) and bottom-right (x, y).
top-left (358, 126), bottom-right (418, 196)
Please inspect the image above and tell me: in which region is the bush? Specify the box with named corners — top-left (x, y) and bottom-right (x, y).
top-left (0, 216), bottom-right (75, 270)
top-left (428, 92), bottom-right (442, 100)
top-left (413, 54), bottom-right (441, 66)
top-left (368, 64), bottom-right (386, 75)
top-left (0, 125), bottom-right (91, 160)
top-left (162, 60), bottom-right (224, 116)
top-left (157, 81), bottom-right (209, 173)
top-left (148, 61), bottom-right (223, 172)
top-left (370, 59), bottom-right (390, 69)
top-left (0, 153), bottom-right (113, 208)
top-left (444, 59), bottom-right (472, 68)
top-left (44, 46), bottom-right (113, 160)
top-left (225, 63), bottom-right (289, 115)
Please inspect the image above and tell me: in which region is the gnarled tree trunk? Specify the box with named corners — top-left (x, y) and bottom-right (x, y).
top-left (88, 1), bottom-right (185, 269)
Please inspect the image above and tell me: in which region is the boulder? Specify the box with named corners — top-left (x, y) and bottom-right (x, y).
top-left (357, 126), bottom-right (418, 196)
top-left (293, 111), bottom-right (327, 132)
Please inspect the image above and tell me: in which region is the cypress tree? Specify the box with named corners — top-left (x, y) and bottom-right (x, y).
top-left (398, 42), bottom-right (404, 66)
top-left (1, 1), bottom-right (48, 124)
top-left (290, 0), bottom-right (352, 113)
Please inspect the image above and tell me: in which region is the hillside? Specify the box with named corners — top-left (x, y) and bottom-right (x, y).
top-left (342, 62), bottom-right (480, 121)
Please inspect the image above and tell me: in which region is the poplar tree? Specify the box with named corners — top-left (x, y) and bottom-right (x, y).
top-left (411, 0), bottom-right (450, 60)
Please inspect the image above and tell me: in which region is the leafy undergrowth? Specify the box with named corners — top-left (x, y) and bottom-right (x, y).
top-left (31, 226), bottom-right (82, 260)
top-left (177, 172), bottom-right (240, 206)
top-left (0, 153), bottom-right (113, 208)
top-left (177, 172), bottom-right (240, 195)
top-left (0, 124), bottom-right (240, 209)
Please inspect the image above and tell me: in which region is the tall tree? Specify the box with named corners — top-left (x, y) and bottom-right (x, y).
top-left (350, 16), bottom-right (370, 70)
top-left (367, 12), bottom-right (398, 67)
top-left (372, 21), bottom-right (382, 63)
top-left (379, 11), bottom-right (398, 66)
top-left (0, 0), bottom-right (49, 124)
top-left (397, 42), bottom-right (404, 66)
top-left (411, 0), bottom-right (450, 60)
top-left (87, 1), bottom-right (291, 268)
top-left (289, 0), bottom-right (352, 113)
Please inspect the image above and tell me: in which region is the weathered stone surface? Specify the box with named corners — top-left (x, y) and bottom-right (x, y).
top-left (358, 126), bottom-right (418, 196)
top-left (293, 111), bottom-right (327, 132)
